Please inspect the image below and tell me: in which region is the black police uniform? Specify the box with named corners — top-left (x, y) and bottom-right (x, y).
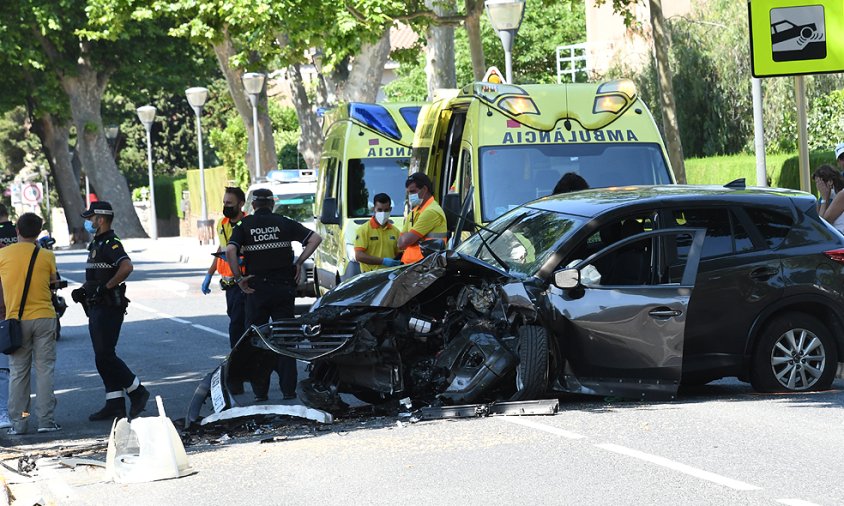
top-left (228, 206), bottom-right (312, 399)
top-left (0, 222), bottom-right (16, 247)
top-left (83, 229), bottom-right (147, 417)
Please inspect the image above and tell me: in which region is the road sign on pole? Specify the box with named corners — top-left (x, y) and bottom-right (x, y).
top-left (749, 0), bottom-right (844, 77)
top-left (21, 183), bottom-right (43, 205)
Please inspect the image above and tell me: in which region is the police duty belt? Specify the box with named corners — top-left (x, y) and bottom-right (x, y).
top-left (241, 241), bottom-right (292, 252)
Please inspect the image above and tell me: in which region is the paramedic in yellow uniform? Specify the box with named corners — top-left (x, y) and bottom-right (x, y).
top-left (354, 193), bottom-right (401, 272)
top-left (399, 173), bottom-right (447, 264)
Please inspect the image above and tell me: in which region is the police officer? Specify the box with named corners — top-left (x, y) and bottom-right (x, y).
top-left (399, 173), bottom-right (447, 264)
top-left (225, 189), bottom-right (322, 401)
top-left (75, 202), bottom-right (150, 421)
top-left (0, 204), bottom-right (16, 430)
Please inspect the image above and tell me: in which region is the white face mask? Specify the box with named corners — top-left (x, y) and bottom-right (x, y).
top-left (375, 211), bottom-right (389, 225)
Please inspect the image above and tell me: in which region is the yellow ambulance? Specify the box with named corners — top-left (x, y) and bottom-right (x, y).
top-left (410, 79), bottom-right (675, 227)
top-left (314, 102), bottom-right (423, 294)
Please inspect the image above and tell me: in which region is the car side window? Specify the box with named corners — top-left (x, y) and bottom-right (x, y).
top-left (670, 208), bottom-right (750, 259)
top-left (744, 207), bottom-right (793, 249)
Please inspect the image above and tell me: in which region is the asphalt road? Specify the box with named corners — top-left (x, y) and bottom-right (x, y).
top-left (3, 245), bottom-right (844, 505)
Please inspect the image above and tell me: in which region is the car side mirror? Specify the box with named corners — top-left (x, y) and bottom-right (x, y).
top-left (553, 268), bottom-right (580, 289)
top-left (319, 197), bottom-right (340, 225)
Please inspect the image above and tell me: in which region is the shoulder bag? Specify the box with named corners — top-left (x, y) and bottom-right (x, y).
top-left (0, 246), bottom-right (40, 355)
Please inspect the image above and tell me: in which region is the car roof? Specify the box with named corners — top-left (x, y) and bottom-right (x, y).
top-left (525, 185), bottom-right (813, 218)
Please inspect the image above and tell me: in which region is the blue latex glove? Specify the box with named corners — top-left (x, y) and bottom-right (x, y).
top-left (382, 258), bottom-right (402, 267)
top-left (201, 273), bottom-right (213, 294)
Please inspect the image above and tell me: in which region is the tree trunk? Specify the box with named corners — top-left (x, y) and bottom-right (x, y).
top-left (649, 0), bottom-right (686, 183)
top-left (61, 68), bottom-right (147, 237)
top-left (465, 0), bottom-right (486, 81)
top-left (338, 29), bottom-right (392, 103)
top-left (212, 31), bottom-right (277, 180)
top-left (425, 0), bottom-right (458, 98)
top-left (285, 63), bottom-right (324, 171)
top-left (30, 113), bottom-right (89, 245)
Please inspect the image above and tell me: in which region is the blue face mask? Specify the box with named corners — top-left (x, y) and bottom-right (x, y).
top-left (84, 220), bottom-right (97, 234)
top-left (408, 192), bottom-right (422, 208)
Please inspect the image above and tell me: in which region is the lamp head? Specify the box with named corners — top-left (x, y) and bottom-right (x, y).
top-left (185, 87), bottom-right (209, 109)
top-left (485, 0), bottom-right (526, 31)
top-left (136, 105), bottom-right (156, 128)
top-left (241, 72), bottom-right (266, 95)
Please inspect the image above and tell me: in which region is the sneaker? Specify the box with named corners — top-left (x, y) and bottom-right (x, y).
top-left (37, 422), bottom-right (62, 433)
top-left (0, 413), bottom-right (11, 429)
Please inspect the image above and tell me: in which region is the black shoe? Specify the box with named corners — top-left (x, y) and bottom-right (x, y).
top-left (89, 403), bottom-right (126, 422)
top-left (282, 393), bottom-right (297, 400)
top-left (128, 385), bottom-right (150, 419)
top-left (254, 394), bottom-right (268, 402)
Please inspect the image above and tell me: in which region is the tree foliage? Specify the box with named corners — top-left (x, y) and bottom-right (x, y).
top-left (385, 0), bottom-right (585, 99)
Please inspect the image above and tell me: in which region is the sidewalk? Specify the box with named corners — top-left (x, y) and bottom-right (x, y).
top-left (117, 236), bottom-right (220, 267)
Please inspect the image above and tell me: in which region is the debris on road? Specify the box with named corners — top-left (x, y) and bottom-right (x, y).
top-left (105, 396), bottom-right (193, 484)
top-left (199, 404), bottom-right (333, 426)
top-left (411, 399), bottom-right (560, 421)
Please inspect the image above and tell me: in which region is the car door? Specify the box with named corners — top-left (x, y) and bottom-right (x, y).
top-left (546, 228), bottom-right (705, 400)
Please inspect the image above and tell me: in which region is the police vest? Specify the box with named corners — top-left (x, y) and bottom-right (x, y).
top-left (228, 208), bottom-right (312, 278)
top-left (84, 230), bottom-right (130, 289)
top-left (0, 222), bottom-right (17, 248)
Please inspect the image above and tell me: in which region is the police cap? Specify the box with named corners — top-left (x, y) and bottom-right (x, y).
top-left (252, 188), bottom-right (274, 202)
top-left (81, 201), bottom-right (114, 218)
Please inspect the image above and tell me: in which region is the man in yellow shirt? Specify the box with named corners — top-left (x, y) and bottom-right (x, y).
top-left (354, 193), bottom-right (401, 272)
top-left (399, 173), bottom-right (447, 264)
top-left (0, 213), bottom-right (60, 434)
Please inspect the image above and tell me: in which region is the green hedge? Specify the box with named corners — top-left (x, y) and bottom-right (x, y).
top-left (131, 174), bottom-right (187, 220)
top-left (684, 152), bottom-right (831, 191)
top-left (186, 166), bottom-right (228, 218)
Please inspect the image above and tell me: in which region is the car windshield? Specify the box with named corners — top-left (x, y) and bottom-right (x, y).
top-left (273, 193), bottom-right (316, 224)
top-left (455, 206), bottom-right (583, 276)
top-left (478, 143), bottom-right (671, 221)
top-left (347, 157), bottom-right (410, 218)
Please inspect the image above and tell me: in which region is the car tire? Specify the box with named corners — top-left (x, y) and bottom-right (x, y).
top-left (510, 325), bottom-right (549, 401)
top-left (750, 312), bottom-right (838, 393)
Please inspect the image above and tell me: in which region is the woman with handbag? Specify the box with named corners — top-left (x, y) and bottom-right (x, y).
top-left (0, 213), bottom-right (60, 434)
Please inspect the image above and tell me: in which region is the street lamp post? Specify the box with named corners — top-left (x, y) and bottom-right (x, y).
top-left (241, 72), bottom-right (266, 182)
top-left (185, 87), bottom-right (210, 223)
top-left (136, 105), bottom-right (158, 240)
top-left (485, 0), bottom-right (526, 84)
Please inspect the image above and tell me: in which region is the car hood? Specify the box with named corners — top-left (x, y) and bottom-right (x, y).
top-left (313, 251), bottom-right (512, 309)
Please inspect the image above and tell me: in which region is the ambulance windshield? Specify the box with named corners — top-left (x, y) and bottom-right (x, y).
top-left (347, 158), bottom-right (411, 218)
top-left (273, 193), bottom-right (316, 224)
top-left (478, 143), bottom-right (670, 221)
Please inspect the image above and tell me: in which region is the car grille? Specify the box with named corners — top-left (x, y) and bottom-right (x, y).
top-left (249, 319), bottom-right (357, 361)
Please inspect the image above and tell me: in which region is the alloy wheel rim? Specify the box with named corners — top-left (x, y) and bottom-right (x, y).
top-left (770, 327), bottom-right (826, 391)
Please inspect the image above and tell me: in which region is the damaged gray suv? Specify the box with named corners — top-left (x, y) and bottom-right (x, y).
top-left (188, 184), bottom-right (844, 421)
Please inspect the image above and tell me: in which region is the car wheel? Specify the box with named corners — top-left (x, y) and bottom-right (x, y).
top-left (750, 313), bottom-right (838, 393)
top-left (510, 325), bottom-right (549, 401)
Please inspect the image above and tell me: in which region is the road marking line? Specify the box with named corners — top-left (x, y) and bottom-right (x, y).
top-left (777, 499), bottom-right (821, 506)
top-left (117, 302), bottom-right (227, 338)
top-left (498, 416), bottom-right (586, 439)
top-left (191, 324), bottom-right (228, 338)
top-left (596, 443), bottom-right (761, 491)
